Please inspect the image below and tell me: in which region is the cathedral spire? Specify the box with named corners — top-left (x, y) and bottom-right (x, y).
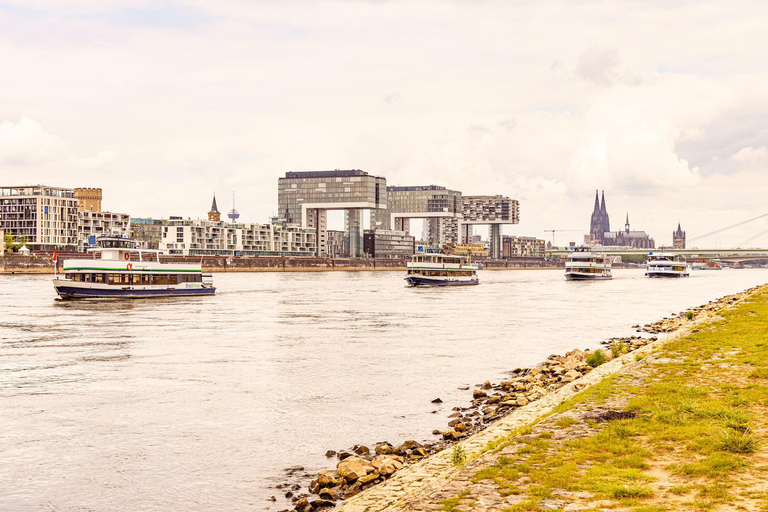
top-left (600, 190), bottom-right (606, 213)
top-left (625, 212), bottom-right (630, 234)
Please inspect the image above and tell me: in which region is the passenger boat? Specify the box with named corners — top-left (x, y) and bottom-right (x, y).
top-left (692, 258), bottom-right (721, 270)
top-left (405, 253), bottom-right (479, 286)
top-left (564, 247), bottom-right (612, 280)
top-left (52, 236), bottom-right (216, 299)
top-left (645, 253), bottom-right (689, 278)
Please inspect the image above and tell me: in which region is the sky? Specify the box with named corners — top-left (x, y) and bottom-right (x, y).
top-left (1, 0), bottom-right (767, 247)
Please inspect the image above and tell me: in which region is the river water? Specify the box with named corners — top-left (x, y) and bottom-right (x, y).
top-left (1, 268), bottom-right (767, 511)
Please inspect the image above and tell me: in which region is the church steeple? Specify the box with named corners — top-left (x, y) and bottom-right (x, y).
top-left (600, 191), bottom-right (606, 213)
top-left (208, 193), bottom-right (221, 222)
top-left (625, 212), bottom-right (630, 234)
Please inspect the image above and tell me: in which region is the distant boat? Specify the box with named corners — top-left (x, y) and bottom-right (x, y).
top-left (405, 253), bottom-right (479, 286)
top-left (646, 253), bottom-right (689, 278)
top-left (52, 236), bottom-right (216, 299)
top-left (564, 247), bottom-right (612, 280)
top-left (691, 258), bottom-right (721, 270)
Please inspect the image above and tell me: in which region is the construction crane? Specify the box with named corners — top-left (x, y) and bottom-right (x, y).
top-left (544, 230), bottom-right (583, 247)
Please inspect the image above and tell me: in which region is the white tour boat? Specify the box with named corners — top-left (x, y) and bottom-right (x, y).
top-left (564, 248), bottom-right (613, 280)
top-left (52, 236), bottom-right (216, 299)
top-left (645, 253), bottom-right (690, 278)
top-left (405, 253), bottom-right (479, 286)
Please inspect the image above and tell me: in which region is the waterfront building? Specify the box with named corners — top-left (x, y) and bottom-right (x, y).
top-left (0, 185), bottom-right (79, 250)
top-left (74, 188), bottom-right (102, 212)
top-left (208, 195), bottom-right (221, 222)
top-left (673, 223), bottom-right (686, 249)
top-left (130, 218), bottom-right (167, 250)
top-left (370, 185), bottom-right (462, 248)
top-left (455, 195), bottom-right (520, 259)
top-left (277, 169), bottom-right (386, 257)
top-left (363, 229), bottom-right (415, 258)
top-left (160, 218), bottom-right (316, 257)
top-left (0, 228), bottom-right (4, 254)
top-left (444, 243), bottom-right (488, 258)
top-left (77, 210), bottom-right (131, 251)
top-left (586, 192), bottom-right (655, 249)
top-left (502, 236), bottom-right (546, 258)
top-left (327, 229), bottom-right (345, 258)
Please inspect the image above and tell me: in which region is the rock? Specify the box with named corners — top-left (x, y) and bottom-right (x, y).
top-left (499, 400), bottom-right (518, 407)
top-left (309, 499), bottom-right (335, 509)
top-left (337, 451), bottom-right (353, 461)
top-left (454, 422), bottom-right (467, 432)
top-left (516, 396), bottom-right (529, 406)
top-left (487, 396), bottom-right (500, 404)
top-left (324, 450), bottom-right (337, 458)
top-left (403, 440), bottom-right (421, 450)
top-left (431, 397), bottom-right (443, 403)
top-left (560, 370), bottom-right (582, 383)
top-left (353, 445), bottom-right (370, 457)
top-left (372, 454), bottom-right (404, 476)
top-left (473, 389), bottom-right (488, 399)
top-left (316, 470), bottom-right (337, 488)
top-left (358, 471), bottom-right (381, 485)
top-left (269, 496), bottom-right (277, 502)
top-left (285, 491), bottom-right (294, 499)
top-left (483, 380), bottom-right (492, 389)
top-left (432, 429), bottom-right (441, 435)
top-left (337, 456), bottom-right (374, 483)
top-left (295, 497), bottom-right (311, 512)
top-left (458, 386), bottom-right (470, 390)
top-left (308, 480), bottom-right (321, 494)
top-left (319, 486), bottom-right (341, 501)
top-left (375, 443), bottom-right (393, 455)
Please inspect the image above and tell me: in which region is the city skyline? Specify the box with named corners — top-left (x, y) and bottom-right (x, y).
top-left (1, 1), bottom-right (768, 247)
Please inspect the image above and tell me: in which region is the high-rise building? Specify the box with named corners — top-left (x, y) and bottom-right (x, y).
top-left (277, 169), bottom-right (386, 257)
top-left (673, 223), bottom-right (686, 249)
top-left (454, 195), bottom-right (520, 259)
top-left (369, 185), bottom-right (463, 246)
top-left (0, 185), bottom-right (79, 250)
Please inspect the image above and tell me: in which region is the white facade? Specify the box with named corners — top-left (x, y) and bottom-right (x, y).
top-left (77, 211), bottom-right (131, 251)
top-left (0, 185), bottom-right (79, 250)
top-left (160, 218), bottom-right (317, 257)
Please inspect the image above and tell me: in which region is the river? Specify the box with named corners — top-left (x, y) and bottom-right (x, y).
top-left (1, 268), bottom-right (767, 511)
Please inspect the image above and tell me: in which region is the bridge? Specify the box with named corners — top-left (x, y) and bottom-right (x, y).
top-left (546, 211), bottom-right (768, 263)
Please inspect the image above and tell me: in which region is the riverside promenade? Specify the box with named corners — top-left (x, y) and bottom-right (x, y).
top-left (334, 284), bottom-right (768, 512)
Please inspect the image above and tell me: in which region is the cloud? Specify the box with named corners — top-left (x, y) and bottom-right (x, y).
top-left (384, 93), bottom-right (401, 105)
top-left (731, 146), bottom-right (768, 162)
top-left (0, 117), bottom-right (66, 166)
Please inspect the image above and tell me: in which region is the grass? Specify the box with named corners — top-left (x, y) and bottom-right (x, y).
top-left (451, 286), bottom-right (768, 511)
top-left (586, 349), bottom-right (607, 367)
top-left (451, 444), bottom-right (467, 466)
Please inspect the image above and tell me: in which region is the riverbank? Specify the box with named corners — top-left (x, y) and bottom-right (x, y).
top-left (289, 284), bottom-right (768, 512)
top-left (0, 254), bottom-right (559, 274)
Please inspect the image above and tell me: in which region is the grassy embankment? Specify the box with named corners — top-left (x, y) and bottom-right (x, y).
top-left (444, 286), bottom-right (768, 511)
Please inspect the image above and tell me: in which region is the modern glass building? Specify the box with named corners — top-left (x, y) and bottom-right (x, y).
top-left (363, 229), bottom-right (415, 258)
top-left (369, 185), bottom-right (462, 246)
top-left (277, 170), bottom-right (386, 257)
top-left (446, 195), bottom-right (520, 259)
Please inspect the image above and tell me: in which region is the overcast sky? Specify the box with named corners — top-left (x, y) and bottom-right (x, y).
top-left (1, 0), bottom-right (767, 247)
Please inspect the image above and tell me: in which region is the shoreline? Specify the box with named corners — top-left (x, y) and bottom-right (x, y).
top-left (281, 284), bottom-right (766, 512)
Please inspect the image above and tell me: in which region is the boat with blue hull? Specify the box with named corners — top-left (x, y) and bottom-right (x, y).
top-left (52, 236), bottom-right (215, 299)
top-left (405, 253), bottom-right (479, 286)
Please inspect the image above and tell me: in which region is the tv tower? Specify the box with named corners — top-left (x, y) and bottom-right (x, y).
top-left (228, 192), bottom-right (240, 223)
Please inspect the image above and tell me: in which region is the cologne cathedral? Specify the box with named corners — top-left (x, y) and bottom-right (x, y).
top-left (588, 190), bottom-right (655, 249)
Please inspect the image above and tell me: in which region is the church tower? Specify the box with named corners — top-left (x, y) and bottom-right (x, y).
top-left (625, 213), bottom-right (630, 234)
top-left (208, 194), bottom-right (221, 222)
top-left (673, 223), bottom-right (686, 249)
top-left (589, 190), bottom-right (611, 243)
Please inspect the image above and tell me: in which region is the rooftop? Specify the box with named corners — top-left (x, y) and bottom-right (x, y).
top-left (283, 169), bottom-right (371, 179)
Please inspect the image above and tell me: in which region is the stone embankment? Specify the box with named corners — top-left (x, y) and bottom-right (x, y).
top-left (279, 287), bottom-right (760, 512)
top-left (0, 254), bottom-right (558, 274)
